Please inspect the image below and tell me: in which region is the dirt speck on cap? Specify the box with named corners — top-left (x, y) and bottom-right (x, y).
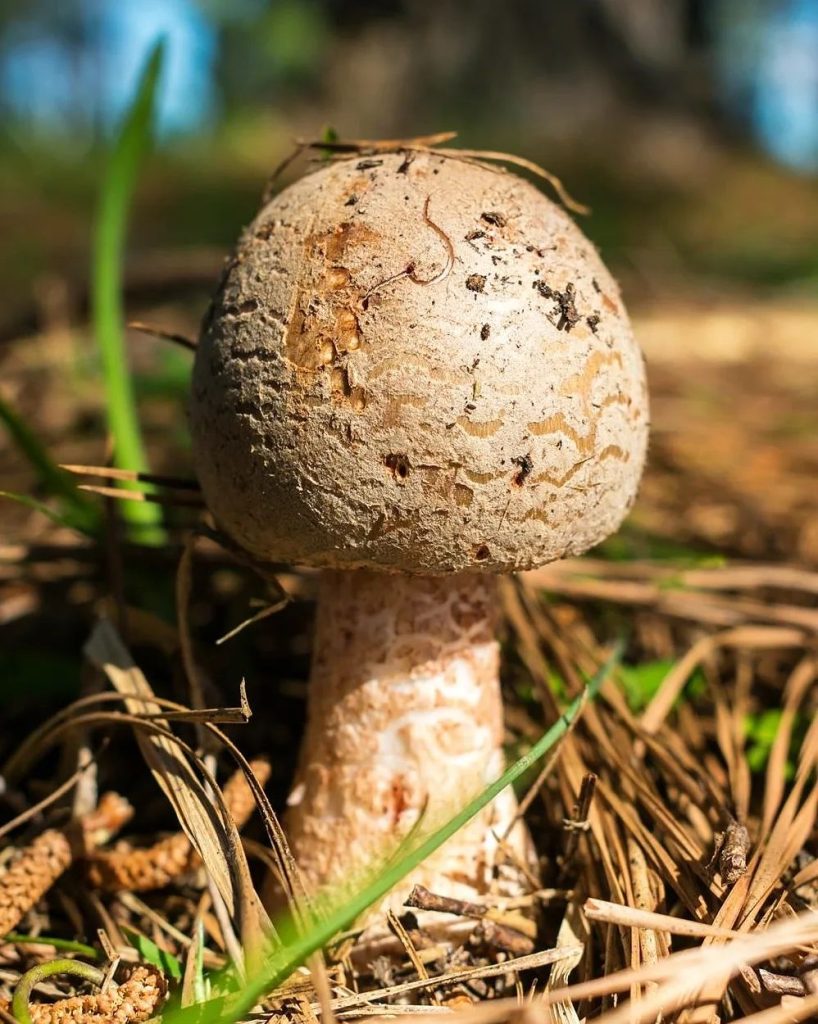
top-left (512, 453), bottom-right (533, 486)
top-left (481, 211), bottom-right (506, 227)
top-left (534, 280), bottom-right (581, 332)
top-left (466, 274), bottom-right (486, 293)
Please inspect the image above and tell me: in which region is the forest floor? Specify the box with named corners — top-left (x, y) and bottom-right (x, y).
top-left (1, 287), bottom-right (818, 1023)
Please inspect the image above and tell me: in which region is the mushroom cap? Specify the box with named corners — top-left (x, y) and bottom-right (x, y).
top-left (190, 151), bottom-right (648, 573)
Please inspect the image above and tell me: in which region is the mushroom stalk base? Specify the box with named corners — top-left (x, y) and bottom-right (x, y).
top-left (285, 570), bottom-right (535, 913)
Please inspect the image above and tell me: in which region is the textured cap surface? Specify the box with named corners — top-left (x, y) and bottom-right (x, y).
top-left (191, 151), bottom-right (648, 573)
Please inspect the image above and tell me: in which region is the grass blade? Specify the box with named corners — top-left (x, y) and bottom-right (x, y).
top-left (91, 39), bottom-right (166, 543)
top-left (0, 491), bottom-right (93, 533)
top-left (0, 392), bottom-right (98, 532)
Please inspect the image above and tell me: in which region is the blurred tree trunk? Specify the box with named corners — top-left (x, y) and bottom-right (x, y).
top-left (319, 0), bottom-right (722, 146)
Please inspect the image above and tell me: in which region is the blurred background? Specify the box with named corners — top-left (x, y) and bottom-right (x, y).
top-left (2, 0), bottom-right (818, 330)
top-left (1, 0), bottom-right (817, 760)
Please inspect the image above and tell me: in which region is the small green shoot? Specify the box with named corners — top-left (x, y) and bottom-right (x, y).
top-left (618, 659), bottom-right (706, 713)
top-left (124, 929), bottom-right (183, 982)
top-left (619, 659), bottom-right (676, 712)
top-left (319, 124), bottom-right (338, 160)
top-left (0, 490), bottom-right (94, 534)
top-left (91, 39), bottom-right (166, 543)
top-left (596, 528), bottom-right (723, 564)
top-left (744, 708), bottom-right (807, 777)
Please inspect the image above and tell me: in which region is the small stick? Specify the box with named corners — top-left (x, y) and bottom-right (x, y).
top-left (0, 754), bottom-right (100, 841)
top-left (295, 131), bottom-right (458, 154)
top-left (470, 919), bottom-right (535, 957)
top-left (401, 887), bottom-right (536, 956)
top-left (215, 601), bottom-right (290, 646)
top-left (404, 884), bottom-right (487, 919)
top-left (335, 1007), bottom-right (451, 1018)
top-left (583, 898), bottom-right (741, 939)
top-left (77, 484), bottom-right (204, 508)
top-left (756, 968), bottom-right (805, 996)
top-left (403, 886), bottom-right (536, 953)
top-left (61, 464), bottom-right (201, 491)
top-left (128, 320), bottom-right (197, 351)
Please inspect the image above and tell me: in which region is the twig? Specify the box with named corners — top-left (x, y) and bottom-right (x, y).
top-left (756, 968), bottom-right (805, 996)
top-left (215, 601), bottom-right (290, 646)
top-left (77, 483), bottom-right (204, 507)
top-left (405, 886), bottom-right (487, 919)
top-left (470, 920), bottom-right (535, 957)
top-left (583, 898), bottom-right (743, 939)
top-left (61, 464), bottom-right (200, 491)
top-left (297, 131), bottom-right (459, 154)
top-left (127, 320), bottom-right (197, 351)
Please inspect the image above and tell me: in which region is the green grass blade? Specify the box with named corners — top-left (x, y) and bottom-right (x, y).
top-left (91, 40), bottom-right (166, 543)
top-left (0, 393), bottom-right (98, 532)
top-left (3, 934), bottom-right (99, 960)
top-left (172, 639), bottom-right (622, 1024)
top-left (124, 929), bottom-right (183, 982)
top-left (0, 491), bottom-right (95, 533)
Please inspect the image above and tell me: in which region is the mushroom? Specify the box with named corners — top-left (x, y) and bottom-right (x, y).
top-left (190, 151), bottom-right (648, 912)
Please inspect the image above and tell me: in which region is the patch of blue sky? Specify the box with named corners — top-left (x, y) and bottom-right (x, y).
top-left (0, 0), bottom-right (217, 140)
top-left (98, 0), bottom-right (217, 137)
top-left (712, 0), bottom-right (818, 173)
top-left (753, 0), bottom-right (818, 172)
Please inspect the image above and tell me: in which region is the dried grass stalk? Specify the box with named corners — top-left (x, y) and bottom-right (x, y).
top-left (83, 619), bottom-right (268, 955)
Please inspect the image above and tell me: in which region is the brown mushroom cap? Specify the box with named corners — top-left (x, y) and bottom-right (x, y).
top-left (191, 151), bottom-right (648, 573)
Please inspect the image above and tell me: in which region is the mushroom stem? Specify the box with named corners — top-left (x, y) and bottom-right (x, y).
top-left (285, 570), bottom-right (535, 910)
